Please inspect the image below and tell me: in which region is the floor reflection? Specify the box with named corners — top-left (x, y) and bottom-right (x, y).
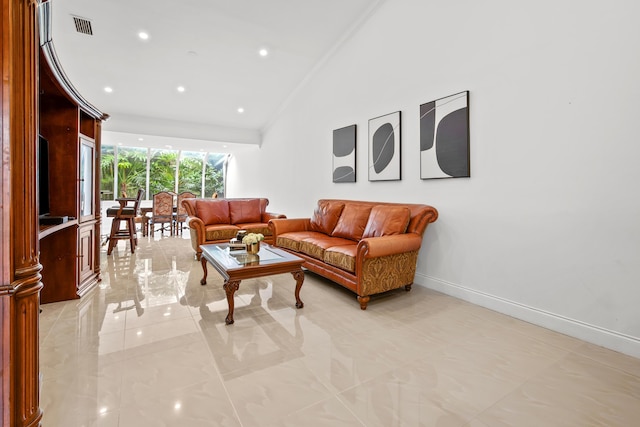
top-left (38, 232), bottom-right (640, 427)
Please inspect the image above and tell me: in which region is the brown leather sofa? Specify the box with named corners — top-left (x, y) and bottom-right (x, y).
top-left (269, 199), bottom-right (438, 309)
top-left (182, 198), bottom-right (286, 260)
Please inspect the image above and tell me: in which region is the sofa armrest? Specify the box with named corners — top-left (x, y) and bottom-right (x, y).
top-left (269, 218), bottom-right (311, 236)
top-left (262, 211), bottom-right (287, 222)
top-left (355, 233), bottom-right (424, 298)
top-left (187, 216), bottom-right (206, 244)
top-left (357, 233), bottom-right (423, 259)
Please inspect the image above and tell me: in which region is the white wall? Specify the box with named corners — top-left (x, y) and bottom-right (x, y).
top-left (230, 0), bottom-right (640, 357)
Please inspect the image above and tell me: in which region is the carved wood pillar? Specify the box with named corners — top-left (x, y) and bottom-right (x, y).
top-left (1, 0), bottom-right (44, 426)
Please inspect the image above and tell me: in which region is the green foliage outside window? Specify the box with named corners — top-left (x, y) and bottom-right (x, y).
top-left (177, 152), bottom-right (204, 196)
top-left (100, 145), bottom-right (115, 200)
top-left (100, 145), bottom-right (227, 200)
top-left (118, 147), bottom-right (148, 197)
top-left (100, 146), bottom-right (147, 198)
top-left (149, 149), bottom-right (177, 195)
top-left (205, 153), bottom-right (226, 198)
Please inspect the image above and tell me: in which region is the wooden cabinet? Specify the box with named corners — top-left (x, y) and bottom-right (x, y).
top-left (37, 57), bottom-right (104, 303)
top-left (78, 224), bottom-right (96, 290)
top-left (37, 27), bottom-right (106, 304)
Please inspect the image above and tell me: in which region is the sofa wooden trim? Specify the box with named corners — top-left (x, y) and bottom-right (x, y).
top-left (269, 199), bottom-right (438, 309)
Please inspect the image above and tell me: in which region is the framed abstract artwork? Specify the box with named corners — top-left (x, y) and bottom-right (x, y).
top-left (420, 91), bottom-right (470, 179)
top-left (332, 124), bottom-right (357, 183)
top-left (368, 111), bottom-right (401, 181)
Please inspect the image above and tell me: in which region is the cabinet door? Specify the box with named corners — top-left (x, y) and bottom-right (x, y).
top-left (78, 224), bottom-right (94, 284)
top-left (79, 137), bottom-right (95, 222)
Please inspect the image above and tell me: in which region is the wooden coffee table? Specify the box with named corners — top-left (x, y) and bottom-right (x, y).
top-left (199, 243), bottom-right (305, 324)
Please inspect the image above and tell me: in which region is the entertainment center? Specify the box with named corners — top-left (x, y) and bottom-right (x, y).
top-left (1, 1), bottom-right (107, 424)
top-left (37, 43), bottom-right (106, 303)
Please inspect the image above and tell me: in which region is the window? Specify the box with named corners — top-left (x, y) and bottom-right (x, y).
top-left (100, 145), bottom-right (115, 201)
top-left (100, 144), bottom-right (228, 200)
top-left (149, 149), bottom-right (177, 195)
top-left (204, 153), bottom-right (226, 198)
top-left (177, 151), bottom-right (205, 196)
top-left (117, 147), bottom-right (148, 198)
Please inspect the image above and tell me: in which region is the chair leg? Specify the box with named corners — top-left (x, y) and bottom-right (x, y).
top-left (127, 218), bottom-right (136, 253)
top-left (107, 218), bottom-right (120, 255)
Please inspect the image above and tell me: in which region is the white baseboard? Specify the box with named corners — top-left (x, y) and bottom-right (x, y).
top-left (415, 273), bottom-right (640, 359)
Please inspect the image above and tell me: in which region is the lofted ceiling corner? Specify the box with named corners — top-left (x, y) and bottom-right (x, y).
top-left (47, 0), bottom-right (386, 144)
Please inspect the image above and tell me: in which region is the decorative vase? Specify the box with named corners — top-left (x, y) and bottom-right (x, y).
top-left (246, 241), bottom-right (260, 254)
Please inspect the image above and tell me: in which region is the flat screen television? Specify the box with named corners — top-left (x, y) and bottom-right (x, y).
top-left (38, 135), bottom-right (50, 217)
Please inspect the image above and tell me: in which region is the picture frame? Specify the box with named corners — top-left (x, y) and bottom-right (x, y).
top-left (332, 124), bottom-right (357, 183)
top-left (368, 111), bottom-right (401, 181)
top-left (420, 91), bottom-right (470, 179)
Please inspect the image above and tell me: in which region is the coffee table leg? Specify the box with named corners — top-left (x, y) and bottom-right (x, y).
top-left (200, 257), bottom-right (208, 285)
top-left (223, 279), bottom-right (241, 324)
top-left (292, 269), bottom-right (304, 309)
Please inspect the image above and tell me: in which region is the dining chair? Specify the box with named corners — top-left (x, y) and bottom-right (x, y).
top-left (150, 191), bottom-right (174, 235)
top-left (106, 189), bottom-right (145, 255)
top-left (174, 191), bottom-right (196, 235)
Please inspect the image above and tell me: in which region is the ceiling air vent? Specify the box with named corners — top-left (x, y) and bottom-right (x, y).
top-left (72, 16), bottom-right (93, 35)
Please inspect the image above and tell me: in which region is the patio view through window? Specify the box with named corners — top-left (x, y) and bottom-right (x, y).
top-left (100, 144), bottom-right (227, 201)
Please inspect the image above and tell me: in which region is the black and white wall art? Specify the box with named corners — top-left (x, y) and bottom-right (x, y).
top-left (420, 91), bottom-right (470, 179)
top-left (368, 111), bottom-right (401, 181)
top-left (332, 124), bottom-right (357, 183)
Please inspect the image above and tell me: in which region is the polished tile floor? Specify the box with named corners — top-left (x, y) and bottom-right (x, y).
top-left (39, 233), bottom-right (640, 426)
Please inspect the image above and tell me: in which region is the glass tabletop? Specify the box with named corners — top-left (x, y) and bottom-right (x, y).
top-left (201, 243), bottom-right (289, 270)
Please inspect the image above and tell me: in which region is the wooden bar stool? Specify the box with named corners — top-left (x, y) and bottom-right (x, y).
top-left (106, 189), bottom-right (145, 255)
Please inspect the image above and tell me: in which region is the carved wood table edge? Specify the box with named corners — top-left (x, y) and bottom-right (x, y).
top-left (199, 242), bottom-right (305, 324)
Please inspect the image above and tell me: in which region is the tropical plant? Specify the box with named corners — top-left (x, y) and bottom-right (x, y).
top-left (149, 150), bottom-right (177, 195)
top-left (204, 153), bottom-right (226, 197)
top-left (117, 148), bottom-right (148, 197)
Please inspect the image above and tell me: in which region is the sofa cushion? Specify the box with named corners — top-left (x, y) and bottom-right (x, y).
top-left (300, 235), bottom-right (353, 260)
top-left (204, 224), bottom-right (240, 241)
top-left (276, 231), bottom-right (324, 252)
top-left (331, 203), bottom-right (372, 241)
top-left (276, 231), bottom-right (319, 252)
top-left (362, 205), bottom-right (411, 238)
top-left (196, 200), bottom-right (230, 225)
top-left (324, 245), bottom-right (357, 273)
top-left (235, 223), bottom-right (272, 237)
top-left (310, 201), bottom-right (345, 235)
top-left (229, 199), bottom-right (262, 224)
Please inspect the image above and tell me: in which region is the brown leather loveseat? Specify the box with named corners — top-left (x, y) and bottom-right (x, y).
top-left (269, 199), bottom-right (438, 309)
top-left (182, 198), bottom-right (286, 260)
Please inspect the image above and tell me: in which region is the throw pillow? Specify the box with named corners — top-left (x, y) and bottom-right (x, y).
top-left (309, 201), bottom-right (345, 234)
top-left (362, 205), bottom-right (411, 238)
top-left (331, 203), bottom-right (372, 241)
top-left (229, 199), bottom-right (262, 224)
top-left (196, 199), bottom-right (230, 225)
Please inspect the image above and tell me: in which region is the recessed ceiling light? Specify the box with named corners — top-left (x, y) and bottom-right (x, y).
top-left (138, 31), bottom-right (149, 40)
top-left (177, 86), bottom-right (185, 93)
top-left (104, 86), bottom-right (113, 93)
top-left (138, 138), bottom-right (144, 141)
top-left (258, 48), bottom-right (268, 57)
top-left (237, 107), bottom-right (244, 113)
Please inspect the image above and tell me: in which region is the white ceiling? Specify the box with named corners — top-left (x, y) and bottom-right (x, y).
top-left (48, 0), bottom-right (383, 146)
